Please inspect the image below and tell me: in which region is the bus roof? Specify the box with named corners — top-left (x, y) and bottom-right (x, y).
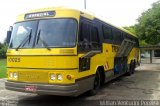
top-left (79, 9), bottom-right (137, 38)
top-left (17, 7), bottom-right (137, 38)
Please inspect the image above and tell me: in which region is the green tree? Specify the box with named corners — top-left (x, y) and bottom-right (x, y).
top-left (0, 43), bottom-right (3, 49)
top-left (123, 26), bottom-right (148, 46)
top-left (0, 39), bottom-right (7, 59)
top-left (135, 0), bottom-right (160, 45)
top-left (123, 26), bottom-right (136, 35)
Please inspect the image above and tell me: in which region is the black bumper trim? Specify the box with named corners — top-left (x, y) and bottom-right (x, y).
top-left (5, 81), bottom-right (79, 96)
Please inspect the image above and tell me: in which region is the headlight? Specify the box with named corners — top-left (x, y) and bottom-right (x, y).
top-left (13, 72), bottom-right (18, 79)
top-left (50, 74), bottom-right (56, 80)
top-left (57, 74), bottom-right (62, 80)
top-left (10, 73), bottom-right (13, 78)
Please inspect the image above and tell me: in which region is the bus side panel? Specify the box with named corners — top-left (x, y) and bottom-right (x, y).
top-left (127, 47), bottom-right (139, 65)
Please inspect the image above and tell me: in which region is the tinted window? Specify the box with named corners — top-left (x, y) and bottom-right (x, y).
top-left (79, 22), bottom-right (91, 42)
top-left (9, 19), bottom-right (77, 49)
top-left (91, 26), bottom-right (100, 48)
top-left (9, 21), bottom-right (38, 48)
top-left (134, 38), bottom-right (139, 47)
top-left (113, 29), bottom-right (121, 43)
top-left (124, 33), bottom-right (129, 40)
top-left (103, 25), bottom-right (113, 40)
top-left (79, 21), bottom-right (100, 49)
top-left (36, 19), bottom-right (77, 48)
top-left (119, 32), bottom-right (124, 42)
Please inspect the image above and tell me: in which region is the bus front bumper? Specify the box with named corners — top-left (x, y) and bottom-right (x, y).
top-left (5, 81), bottom-right (79, 96)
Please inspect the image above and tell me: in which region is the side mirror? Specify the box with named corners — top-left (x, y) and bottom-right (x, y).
top-left (6, 26), bottom-right (13, 44)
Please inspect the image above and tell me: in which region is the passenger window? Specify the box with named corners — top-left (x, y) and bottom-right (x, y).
top-left (119, 32), bottom-right (124, 43)
top-left (78, 21), bottom-right (100, 51)
top-left (79, 22), bottom-right (90, 42)
top-left (135, 38), bottom-right (139, 47)
top-left (123, 33), bottom-right (128, 40)
top-left (91, 26), bottom-right (100, 49)
top-left (113, 29), bottom-right (121, 43)
top-left (117, 31), bottom-right (122, 42)
top-left (103, 25), bottom-right (113, 40)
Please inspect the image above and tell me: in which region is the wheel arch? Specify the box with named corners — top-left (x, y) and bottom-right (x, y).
top-left (95, 65), bottom-right (105, 85)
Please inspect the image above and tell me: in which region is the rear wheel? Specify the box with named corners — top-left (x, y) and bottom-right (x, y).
top-left (132, 61), bottom-right (136, 74)
top-left (126, 61), bottom-right (133, 76)
top-left (89, 71), bottom-right (101, 96)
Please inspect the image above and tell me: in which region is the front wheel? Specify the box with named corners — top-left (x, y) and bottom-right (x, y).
top-left (89, 71), bottom-right (101, 96)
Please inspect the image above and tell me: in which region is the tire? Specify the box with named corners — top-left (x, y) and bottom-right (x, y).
top-left (126, 61), bottom-right (133, 76)
top-left (132, 61), bottom-right (136, 74)
top-left (89, 71), bottom-right (101, 96)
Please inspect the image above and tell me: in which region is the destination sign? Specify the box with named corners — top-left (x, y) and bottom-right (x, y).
top-left (25, 11), bottom-right (55, 19)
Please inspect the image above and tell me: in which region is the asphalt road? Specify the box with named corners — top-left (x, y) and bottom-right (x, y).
top-left (0, 65), bottom-right (160, 106)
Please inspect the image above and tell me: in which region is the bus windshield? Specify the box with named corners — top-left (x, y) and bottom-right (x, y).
top-left (9, 19), bottom-right (77, 49)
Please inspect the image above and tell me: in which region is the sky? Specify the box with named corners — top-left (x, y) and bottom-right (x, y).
top-left (0, 0), bottom-right (158, 42)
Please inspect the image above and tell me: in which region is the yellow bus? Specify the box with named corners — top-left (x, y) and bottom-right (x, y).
top-left (5, 7), bottom-right (140, 96)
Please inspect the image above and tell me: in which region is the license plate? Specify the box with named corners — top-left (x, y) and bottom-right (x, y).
top-left (25, 85), bottom-right (37, 92)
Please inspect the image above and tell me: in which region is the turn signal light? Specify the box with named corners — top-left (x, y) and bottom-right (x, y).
top-left (67, 75), bottom-right (73, 80)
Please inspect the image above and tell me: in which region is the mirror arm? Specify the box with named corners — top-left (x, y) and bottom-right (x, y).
top-left (6, 26), bottom-right (13, 44)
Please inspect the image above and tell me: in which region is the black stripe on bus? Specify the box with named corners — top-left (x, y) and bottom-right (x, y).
top-left (7, 67), bottom-right (78, 70)
top-left (75, 69), bottom-right (114, 82)
top-left (7, 55), bottom-right (77, 56)
top-left (75, 74), bottom-right (95, 82)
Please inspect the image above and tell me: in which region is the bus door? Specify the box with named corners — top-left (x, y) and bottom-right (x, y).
top-left (114, 39), bottom-right (135, 74)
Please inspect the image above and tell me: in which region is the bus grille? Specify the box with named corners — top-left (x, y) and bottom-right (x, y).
top-left (18, 71), bottom-right (48, 83)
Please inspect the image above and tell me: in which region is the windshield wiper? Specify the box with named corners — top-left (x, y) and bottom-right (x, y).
top-left (36, 30), bottom-right (51, 51)
top-left (16, 29), bottom-right (32, 51)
